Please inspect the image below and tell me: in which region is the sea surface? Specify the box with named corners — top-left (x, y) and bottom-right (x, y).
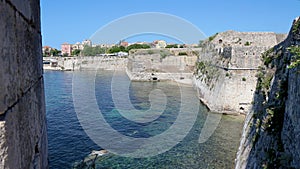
top-left (44, 70), bottom-right (244, 169)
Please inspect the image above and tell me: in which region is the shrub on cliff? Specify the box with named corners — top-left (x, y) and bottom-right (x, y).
top-left (287, 45), bottom-right (300, 68)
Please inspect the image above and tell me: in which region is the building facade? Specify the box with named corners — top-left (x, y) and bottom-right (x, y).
top-left (61, 43), bottom-right (72, 56)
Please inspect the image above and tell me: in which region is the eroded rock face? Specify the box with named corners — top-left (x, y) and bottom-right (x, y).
top-left (0, 0), bottom-right (48, 168)
top-left (236, 17), bottom-right (300, 169)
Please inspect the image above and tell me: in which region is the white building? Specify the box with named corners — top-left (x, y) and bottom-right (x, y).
top-left (82, 39), bottom-right (92, 46)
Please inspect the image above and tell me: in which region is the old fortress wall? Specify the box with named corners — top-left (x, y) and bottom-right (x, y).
top-left (45, 31), bottom-right (287, 115)
top-left (126, 48), bottom-right (198, 84)
top-left (0, 0), bottom-right (48, 168)
top-left (194, 31), bottom-right (286, 114)
top-left (124, 31), bottom-right (286, 114)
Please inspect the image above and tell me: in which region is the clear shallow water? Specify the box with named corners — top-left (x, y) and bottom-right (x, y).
top-left (44, 70), bottom-right (244, 169)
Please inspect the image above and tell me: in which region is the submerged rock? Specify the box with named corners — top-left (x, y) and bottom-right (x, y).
top-left (73, 150), bottom-right (112, 169)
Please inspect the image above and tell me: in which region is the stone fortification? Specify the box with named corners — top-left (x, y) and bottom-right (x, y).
top-left (43, 56), bottom-right (128, 71)
top-left (0, 0), bottom-right (48, 168)
top-left (194, 31), bottom-right (286, 114)
top-left (236, 17), bottom-right (300, 169)
top-left (126, 48), bottom-right (198, 84)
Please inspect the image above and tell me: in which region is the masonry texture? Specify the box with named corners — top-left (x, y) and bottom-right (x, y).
top-left (0, 0), bottom-right (48, 168)
top-left (127, 48), bottom-right (198, 84)
top-left (43, 56), bottom-right (128, 71)
top-left (236, 17), bottom-right (300, 169)
top-left (194, 31), bottom-right (286, 114)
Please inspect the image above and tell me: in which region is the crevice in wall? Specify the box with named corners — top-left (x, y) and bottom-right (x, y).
top-left (0, 76), bottom-right (44, 121)
top-left (4, 0), bottom-right (41, 34)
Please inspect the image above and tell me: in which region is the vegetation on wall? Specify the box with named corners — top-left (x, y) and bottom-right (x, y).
top-left (195, 61), bottom-right (220, 88)
top-left (245, 41), bottom-right (252, 46)
top-left (292, 20), bottom-right (300, 33)
top-left (248, 38), bottom-right (294, 168)
top-left (208, 33), bottom-right (218, 42)
top-left (262, 47), bottom-right (275, 67)
top-left (287, 45), bottom-right (300, 69)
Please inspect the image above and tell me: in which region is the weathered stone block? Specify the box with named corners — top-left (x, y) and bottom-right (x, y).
top-left (0, 0), bottom-right (47, 168)
top-left (0, 0), bottom-right (42, 115)
top-left (0, 0), bottom-right (19, 115)
top-left (1, 79), bottom-right (47, 169)
top-left (8, 0), bottom-right (41, 32)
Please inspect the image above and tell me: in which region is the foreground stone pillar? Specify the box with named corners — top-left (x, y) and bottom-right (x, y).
top-left (0, 0), bottom-right (48, 168)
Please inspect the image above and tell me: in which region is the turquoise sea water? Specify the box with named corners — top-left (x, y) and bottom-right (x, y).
top-left (44, 70), bottom-right (244, 169)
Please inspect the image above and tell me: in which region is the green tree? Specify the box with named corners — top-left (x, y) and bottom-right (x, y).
top-left (94, 46), bottom-right (106, 55)
top-left (166, 44), bottom-right (178, 48)
top-left (108, 46), bottom-right (122, 53)
top-left (72, 49), bottom-right (81, 56)
top-left (81, 46), bottom-right (106, 56)
top-left (126, 44), bottom-right (150, 52)
top-left (50, 49), bottom-right (61, 56)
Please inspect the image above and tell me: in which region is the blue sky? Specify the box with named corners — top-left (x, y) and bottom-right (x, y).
top-left (41, 0), bottom-right (300, 49)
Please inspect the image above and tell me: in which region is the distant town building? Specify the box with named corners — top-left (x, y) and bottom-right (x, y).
top-left (61, 43), bottom-right (72, 56)
top-left (94, 44), bottom-right (116, 48)
top-left (120, 41), bottom-right (129, 47)
top-left (61, 39), bottom-right (92, 56)
top-left (82, 39), bottom-right (92, 46)
top-left (42, 46), bottom-right (53, 56)
top-left (72, 42), bottom-right (84, 51)
top-left (153, 40), bottom-right (167, 48)
top-left (135, 41), bottom-right (151, 45)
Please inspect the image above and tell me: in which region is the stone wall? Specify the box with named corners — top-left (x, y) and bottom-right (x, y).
top-left (235, 17), bottom-right (300, 168)
top-left (209, 31), bottom-right (282, 48)
top-left (44, 56), bottom-right (127, 71)
top-left (193, 69), bottom-right (257, 114)
top-left (0, 0), bottom-right (48, 168)
top-left (127, 48), bottom-right (197, 83)
top-left (194, 31), bottom-right (286, 114)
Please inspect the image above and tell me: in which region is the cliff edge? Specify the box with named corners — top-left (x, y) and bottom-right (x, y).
top-left (236, 17), bottom-right (300, 169)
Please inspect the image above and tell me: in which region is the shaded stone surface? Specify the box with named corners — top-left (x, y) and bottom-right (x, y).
top-left (0, 0), bottom-right (48, 168)
top-left (236, 17), bottom-right (300, 169)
